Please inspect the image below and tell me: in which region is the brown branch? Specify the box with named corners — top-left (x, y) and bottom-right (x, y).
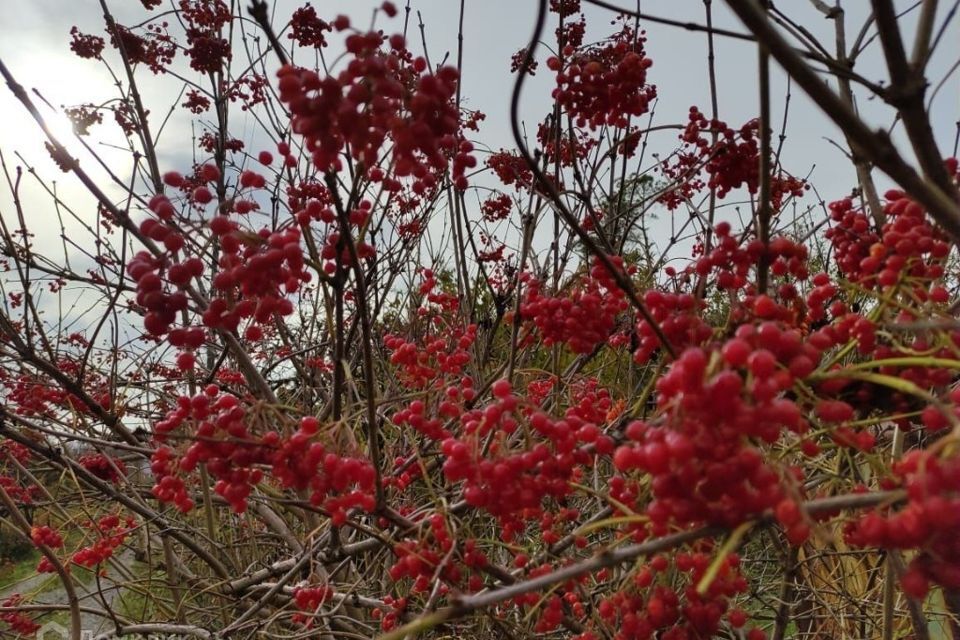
top-left (377, 490), bottom-right (905, 639)
top-left (871, 0), bottom-right (958, 198)
top-left (812, 0), bottom-right (886, 228)
top-left (723, 0), bottom-right (960, 245)
top-left (247, 1), bottom-right (290, 66)
top-left (757, 0), bottom-right (772, 295)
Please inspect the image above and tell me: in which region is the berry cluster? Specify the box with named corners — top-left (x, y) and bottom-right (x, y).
top-left (537, 119), bottom-right (597, 166)
top-left (692, 221), bottom-right (809, 294)
top-left (615, 330), bottom-right (824, 535)
top-left (151, 387), bottom-right (270, 513)
top-left (127, 250), bottom-right (189, 337)
top-left (107, 23), bottom-right (176, 74)
top-left (179, 0), bottom-right (231, 74)
top-left (65, 104), bottom-right (103, 136)
top-left (633, 290), bottom-right (713, 363)
top-left (487, 150), bottom-right (534, 189)
top-left (846, 448), bottom-right (960, 598)
top-left (151, 386), bottom-right (377, 522)
top-left (550, 0), bottom-right (581, 17)
top-left (520, 256), bottom-right (630, 354)
top-left (1, 595), bottom-right (38, 635)
top-left (79, 452), bottom-right (128, 483)
top-left (206, 217), bottom-right (306, 332)
top-left (388, 515), bottom-right (458, 590)
top-left (441, 379), bottom-right (614, 541)
top-left (547, 25), bottom-right (656, 129)
top-left (593, 550), bottom-right (757, 640)
top-left (277, 20), bottom-right (473, 192)
top-left (269, 416), bottom-right (377, 525)
top-left (659, 107), bottom-right (806, 210)
top-left (69, 26), bottom-right (105, 59)
top-left (480, 193), bottom-right (512, 222)
top-left (288, 5), bottom-right (331, 49)
top-left (827, 190), bottom-right (950, 289)
top-left (30, 525), bottom-right (64, 548)
top-left (383, 272), bottom-right (476, 389)
top-left (293, 584), bottom-right (333, 613)
top-left (72, 514), bottom-right (133, 567)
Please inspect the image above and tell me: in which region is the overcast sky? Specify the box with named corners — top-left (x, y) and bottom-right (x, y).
top-left (0, 0), bottom-right (957, 276)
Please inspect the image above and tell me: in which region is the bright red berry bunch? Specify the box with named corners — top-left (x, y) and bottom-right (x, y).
top-left (633, 290), bottom-right (713, 363)
top-left (594, 550), bottom-right (757, 640)
top-left (615, 331), bottom-right (826, 536)
top-left (487, 150), bottom-right (535, 189)
top-left (30, 525), bottom-right (63, 548)
top-left (520, 256), bottom-right (630, 354)
top-left (268, 416), bottom-right (377, 526)
top-left (846, 448), bottom-right (960, 598)
top-left (288, 5), bottom-right (331, 49)
top-left (79, 452), bottom-right (128, 484)
top-left (441, 379), bottom-right (614, 542)
top-left (127, 250), bottom-right (189, 337)
top-left (0, 595), bottom-right (38, 635)
top-left (277, 22), bottom-right (473, 192)
top-left (72, 514), bottom-right (133, 567)
top-left (205, 218), bottom-right (306, 332)
top-left (659, 107), bottom-right (805, 210)
top-left (547, 24), bottom-right (656, 129)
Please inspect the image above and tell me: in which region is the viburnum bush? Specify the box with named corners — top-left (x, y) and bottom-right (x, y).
top-left (0, 0), bottom-right (959, 638)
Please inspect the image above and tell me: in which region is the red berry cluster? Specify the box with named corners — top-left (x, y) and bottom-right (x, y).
top-left (1, 595), bottom-right (38, 635)
top-left (206, 219), bottom-right (306, 333)
top-left (441, 380), bottom-right (613, 540)
top-left (65, 105), bottom-right (103, 136)
top-left (510, 47), bottom-right (539, 76)
top-left (594, 550), bottom-right (757, 640)
top-left (480, 193), bottom-right (512, 222)
top-left (520, 257), bottom-right (630, 354)
top-left (487, 150), bottom-right (534, 190)
top-left (383, 273), bottom-right (476, 389)
top-left (79, 452), bottom-right (128, 483)
top-left (69, 26), bottom-right (105, 59)
top-left (277, 22), bottom-right (473, 191)
top-left (179, 0), bottom-right (231, 74)
top-left (633, 290), bottom-right (712, 363)
top-left (846, 448), bottom-right (960, 598)
top-left (288, 5), bottom-right (331, 48)
top-left (828, 191), bottom-right (950, 289)
top-left (292, 584), bottom-right (333, 613)
top-left (693, 221), bottom-right (809, 293)
top-left (72, 514), bottom-right (133, 567)
top-left (151, 386), bottom-right (377, 520)
top-left (0, 476), bottom-right (37, 506)
top-left (556, 16), bottom-right (586, 50)
top-left (565, 377), bottom-right (620, 426)
top-left (550, 0), bottom-right (581, 17)
top-left (547, 25), bottom-right (656, 129)
top-left (373, 594), bottom-right (410, 632)
top-left (30, 525), bottom-right (64, 548)
top-left (388, 515), bottom-right (459, 590)
top-left (127, 250), bottom-right (190, 337)
top-left (537, 119), bottom-right (597, 166)
top-left (152, 388), bottom-right (270, 513)
top-left (615, 332), bottom-right (823, 534)
top-left (225, 73), bottom-right (269, 111)
top-left (823, 198), bottom-right (880, 282)
top-left (107, 23), bottom-right (176, 74)
top-left (268, 417), bottom-right (377, 525)
top-left (659, 107), bottom-right (805, 210)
